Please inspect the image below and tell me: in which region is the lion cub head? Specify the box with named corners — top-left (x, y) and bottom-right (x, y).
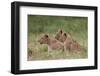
top-left (38, 34), bottom-right (64, 51)
top-left (55, 29), bottom-right (63, 41)
top-left (55, 29), bottom-right (71, 42)
top-left (38, 34), bottom-right (49, 44)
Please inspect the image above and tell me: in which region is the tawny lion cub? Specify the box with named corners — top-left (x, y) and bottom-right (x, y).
top-left (55, 29), bottom-right (63, 42)
top-left (38, 34), bottom-right (64, 51)
top-left (55, 29), bottom-right (82, 51)
top-left (62, 33), bottom-right (82, 51)
top-left (55, 29), bottom-right (71, 43)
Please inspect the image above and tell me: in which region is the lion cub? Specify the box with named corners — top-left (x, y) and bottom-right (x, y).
top-left (55, 29), bottom-right (71, 43)
top-left (62, 33), bottom-right (82, 51)
top-left (55, 29), bottom-right (63, 42)
top-left (38, 34), bottom-right (64, 51)
top-left (55, 29), bottom-right (82, 51)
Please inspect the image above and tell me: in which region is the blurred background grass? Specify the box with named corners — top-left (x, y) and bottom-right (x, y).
top-left (28, 15), bottom-right (88, 61)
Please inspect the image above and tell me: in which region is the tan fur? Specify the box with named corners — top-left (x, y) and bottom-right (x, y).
top-left (55, 29), bottom-right (71, 43)
top-left (55, 29), bottom-right (82, 51)
top-left (38, 34), bottom-right (64, 51)
top-left (63, 33), bottom-right (82, 51)
top-left (55, 29), bottom-right (63, 42)
top-left (70, 41), bottom-right (82, 51)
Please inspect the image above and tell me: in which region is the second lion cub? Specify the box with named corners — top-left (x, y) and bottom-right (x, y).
top-left (38, 34), bottom-right (64, 51)
top-left (55, 29), bottom-right (83, 51)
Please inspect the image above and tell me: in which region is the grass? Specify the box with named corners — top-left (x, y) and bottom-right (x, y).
top-left (28, 15), bottom-right (88, 61)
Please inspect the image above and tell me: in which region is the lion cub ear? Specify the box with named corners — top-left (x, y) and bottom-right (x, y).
top-left (63, 33), bottom-right (67, 37)
top-left (58, 29), bottom-right (63, 34)
top-left (44, 34), bottom-right (48, 38)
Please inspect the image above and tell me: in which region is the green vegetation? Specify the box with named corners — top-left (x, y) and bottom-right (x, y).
top-left (28, 15), bottom-right (88, 61)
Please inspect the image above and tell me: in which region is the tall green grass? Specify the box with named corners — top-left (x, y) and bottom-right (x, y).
top-left (28, 15), bottom-right (88, 61)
